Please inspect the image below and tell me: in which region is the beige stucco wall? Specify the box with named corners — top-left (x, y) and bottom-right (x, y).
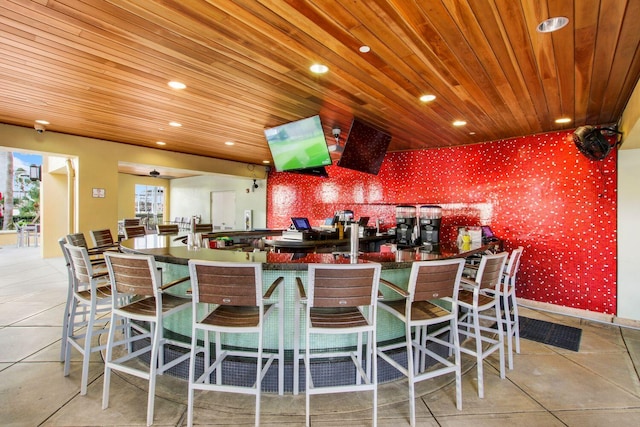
top-left (0, 123), bottom-right (267, 257)
top-left (620, 77), bottom-right (640, 149)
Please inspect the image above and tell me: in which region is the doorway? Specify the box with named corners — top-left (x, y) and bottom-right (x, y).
top-left (211, 190), bottom-right (236, 230)
top-left (135, 184), bottom-right (165, 230)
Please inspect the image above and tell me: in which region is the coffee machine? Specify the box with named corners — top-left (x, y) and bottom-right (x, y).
top-left (395, 205), bottom-right (417, 246)
top-left (419, 205), bottom-right (442, 245)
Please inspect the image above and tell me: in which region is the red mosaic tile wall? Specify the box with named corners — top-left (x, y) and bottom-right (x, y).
top-left (267, 130), bottom-right (618, 314)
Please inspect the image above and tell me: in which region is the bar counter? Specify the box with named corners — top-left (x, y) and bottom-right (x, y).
top-left (119, 233), bottom-right (495, 392)
top-left (119, 232), bottom-right (493, 269)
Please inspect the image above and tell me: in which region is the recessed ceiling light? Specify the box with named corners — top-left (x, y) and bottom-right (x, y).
top-left (262, 160), bottom-right (270, 164)
top-left (555, 117), bottom-right (572, 124)
top-left (310, 64), bottom-right (329, 74)
top-left (225, 141), bottom-right (235, 146)
top-left (168, 81), bottom-right (186, 90)
top-left (469, 132), bottom-right (476, 135)
top-left (35, 119), bottom-right (49, 125)
top-left (156, 141), bottom-right (166, 145)
top-left (169, 121), bottom-right (182, 127)
top-left (420, 94), bottom-right (436, 102)
top-left (453, 120), bottom-right (467, 127)
top-left (537, 17), bottom-right (569, 33)
top-left (359, 45), bottom-right (371, 53)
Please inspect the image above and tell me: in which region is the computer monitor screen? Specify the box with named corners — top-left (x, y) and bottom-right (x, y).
top-left (291, 217), bottom-right (312, 231)
top-left (358, 216), bottom-right (370, 226)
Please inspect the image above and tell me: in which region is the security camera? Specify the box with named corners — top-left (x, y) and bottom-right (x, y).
top-left (332, 127), bottom-right (341, 140)
top-left (34, 124), bottom-right (46, 134)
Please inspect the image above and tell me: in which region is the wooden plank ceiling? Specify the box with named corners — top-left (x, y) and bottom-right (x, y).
top-left (1, 0), bottom-right (640, 171)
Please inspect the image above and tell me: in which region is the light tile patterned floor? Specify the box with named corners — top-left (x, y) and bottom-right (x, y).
top-left (1, 244), bottom-right (639, 426)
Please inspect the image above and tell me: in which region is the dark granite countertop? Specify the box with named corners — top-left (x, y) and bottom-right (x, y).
top-left (119, 232), bottom-right (494, 270)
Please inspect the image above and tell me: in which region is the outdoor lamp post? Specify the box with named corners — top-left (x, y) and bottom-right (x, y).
top-left (29, 164), bottom-right (41, 181)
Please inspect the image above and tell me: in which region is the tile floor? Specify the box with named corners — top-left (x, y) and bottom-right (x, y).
top-left (1, 244), bottom-right (640, 426)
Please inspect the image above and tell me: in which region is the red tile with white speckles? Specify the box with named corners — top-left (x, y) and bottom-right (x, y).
top-left (267, 130), bottom-right (617, 314)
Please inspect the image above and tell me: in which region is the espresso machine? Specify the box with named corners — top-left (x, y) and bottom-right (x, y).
top-left (419, 205), bottom-right (442, 246)
top-left (395, 205), bottom-right (417, 246)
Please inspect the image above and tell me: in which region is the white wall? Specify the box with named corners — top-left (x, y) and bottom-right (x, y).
top-left (170, 174), bottom-right (267, 230)
top-left (618, 148), bottom-right (640, 321)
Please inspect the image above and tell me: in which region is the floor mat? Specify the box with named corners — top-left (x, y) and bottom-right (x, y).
top-left (518, 316), bottom-right (582, 352)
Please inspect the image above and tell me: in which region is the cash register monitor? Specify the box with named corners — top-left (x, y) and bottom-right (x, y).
top-left (357, 216), bottom-right (370, 226)
top-left (291, 217), bottom-right (312, 231)
top-left (481, 225), bottom-right (499, 242)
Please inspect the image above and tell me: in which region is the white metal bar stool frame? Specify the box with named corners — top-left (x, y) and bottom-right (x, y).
top-left (297, 262), bottom-right (381, 427)
top-left (377, 258), bottom-right (465, 426)
top-left (102, 251), bottom-right (191, 426)
top-left (499, 246), bottom-right (524, 369)
top-left (457, 251), bottom-right (509, 398)
top-left (63, 243), bottom-right (112, 395)
top-left (186, 260), bottom-right (284, 427)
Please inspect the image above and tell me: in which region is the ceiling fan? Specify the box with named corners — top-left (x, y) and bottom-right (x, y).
top-left (572, 125), bottom-right (622, 161)
top-left (147, 169), bottom-right (175, 179)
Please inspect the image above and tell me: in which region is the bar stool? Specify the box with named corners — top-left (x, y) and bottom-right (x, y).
top-left (63, 243), bottom-right (112, 395)
top-left (297, 263), bottom-right (381, 427)
top-left (463, 247), bottom-right (524, 370)
top-left (59, 237), bottom-right (92, 363)
top-left (102, 251), bottom-right (191, 426)
top-left (59, 238), bottom-right (73, 362)
top-left (377, 258), bottom-right (465, 426)
top-left (457, 251), bottom-right (509, 398)
top-left (123, 218), bottom-right (141, 227)
top-left (124, 225), bottom-right (146, 239)
top-left (90, 228), bottom-right (119, 251)
top-left (156, 223), bottom-right (179, 235)
top-left (186, 260), bottom-right (284, 427)
top-left (66, 232), bottom-right (112, 260)
top-left (24, 224), bottom-right (39, 246)
top-left (499, 246), bottom-right (524, 369)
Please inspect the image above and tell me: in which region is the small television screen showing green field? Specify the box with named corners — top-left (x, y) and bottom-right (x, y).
top-left (264, 115), bottom-right (332, 171)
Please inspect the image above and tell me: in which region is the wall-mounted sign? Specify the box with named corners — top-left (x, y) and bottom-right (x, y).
top-left (92, 188), bottom-right (105, 198)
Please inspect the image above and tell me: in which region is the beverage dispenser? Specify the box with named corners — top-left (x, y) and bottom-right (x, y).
top-left (419, 205), bottom-right (442, 245)
top-left (395, 205), bottom-right (417, 246)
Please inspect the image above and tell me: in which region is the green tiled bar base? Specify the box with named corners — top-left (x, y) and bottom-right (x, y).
top-left (159, 262), bottom-right (412, 353)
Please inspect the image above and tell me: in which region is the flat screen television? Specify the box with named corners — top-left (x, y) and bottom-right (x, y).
top-left (264, 115), bottom-right (332, 172)
top-left (337, 118), bottom-right (391, 175)
top-left (287, 166), bottom-right (329, 178)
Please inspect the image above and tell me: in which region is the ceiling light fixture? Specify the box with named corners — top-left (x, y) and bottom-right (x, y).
top-left (555, 117), bottom-right (572, 124)
top-left (420, 94), bottom-right (436, 102)
top-left (169, 121), bottom-right (182, 127)
top-left (225, 141), bottom-right (235, 146)
top-left (359, 45), bottom-right (371, 53)
top-left (453, 120), bottom-right (467, 127)
top-left (310, 64), bottom-right (329, 74)
top-left (156, 141), bottom-right (166, 145)
top-left (35, 119), bottom-right (49, 125)
top-left (168, 81), bottom-right (186, 90)
top-left (262, 160), bottom-right (270, 164)
top-left (537, 17), bottom-right (569, 33)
